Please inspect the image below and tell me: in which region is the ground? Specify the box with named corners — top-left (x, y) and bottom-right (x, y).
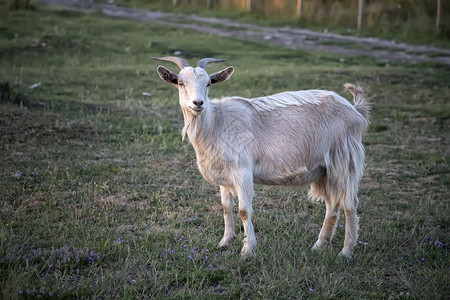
top-left (36, 0), bottom-right (450, 66)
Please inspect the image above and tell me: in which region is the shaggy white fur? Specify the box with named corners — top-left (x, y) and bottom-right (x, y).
top-left (154, 56), bottom-right (370, 258)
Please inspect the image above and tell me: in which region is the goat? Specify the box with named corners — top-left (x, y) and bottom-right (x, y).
top-left (153, 56), bottom-right (370, 257)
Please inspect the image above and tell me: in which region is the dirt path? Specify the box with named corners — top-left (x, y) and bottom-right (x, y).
top-left (36, 0), bottom-right (450, 66)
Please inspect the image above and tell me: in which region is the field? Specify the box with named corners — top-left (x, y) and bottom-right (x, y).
top-left (107, 0), bottom-right (450, 44)
top-left (1, 2), bottom-right (449, 299)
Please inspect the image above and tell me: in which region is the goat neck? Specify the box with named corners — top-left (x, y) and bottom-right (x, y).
top-left (182, 100), bottom-right (216, 144)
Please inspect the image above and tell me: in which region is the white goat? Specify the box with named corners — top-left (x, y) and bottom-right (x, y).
top-left (153, 56), bottom-right (370, 257)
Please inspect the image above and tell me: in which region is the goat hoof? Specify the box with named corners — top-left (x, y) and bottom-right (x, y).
top-left (240, 248), bottom-right (254, 258)
top-left (311, 241), bottom-right (326, 251)
top-left (240, 243), bottom-right (255, 257)
top-left (219, 239), bottom-right (230, 248)
top-left (219, 235), bottom-right (235, 248)
top-left (338, 249), bottom-right (353, 258)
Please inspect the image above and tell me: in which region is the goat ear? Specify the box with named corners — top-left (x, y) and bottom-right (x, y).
top-left (210, 66), bottom-right (234, 85)
top-left (157, 66), bottom-right (178, 86)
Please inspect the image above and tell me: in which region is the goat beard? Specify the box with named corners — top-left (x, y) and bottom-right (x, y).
top-left (182, 112), bottom-right (199, 141)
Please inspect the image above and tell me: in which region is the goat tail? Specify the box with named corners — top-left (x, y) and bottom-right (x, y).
top-left (344, 83), bottom-right (370, 120)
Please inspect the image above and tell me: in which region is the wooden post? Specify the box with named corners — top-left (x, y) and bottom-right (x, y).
top-left (357, 0), bottom-right (365, 30)
top-left (247, 0), bottom-right (252, 12)
top-left (172, 0), bottom-right (178, 7)
top-left (296, 0), bottom-right (303, 18)
top-left (436, 0), bottom-right (443, 36)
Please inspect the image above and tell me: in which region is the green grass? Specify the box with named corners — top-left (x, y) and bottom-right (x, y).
top-left (1, 2), bottom-right (449, 299)
top-left (105, 0), bottom-right (450, 47)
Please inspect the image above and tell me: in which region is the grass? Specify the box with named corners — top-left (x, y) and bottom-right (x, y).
top-left (105, 0), bottom-right (450, 47)
top-left (1, 2), bottom-right (449, 299)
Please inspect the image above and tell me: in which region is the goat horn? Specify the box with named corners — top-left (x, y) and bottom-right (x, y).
top-left (152, 56), bottom-right (190, 70)
top-left (197, 58), bottom-right (226, 69)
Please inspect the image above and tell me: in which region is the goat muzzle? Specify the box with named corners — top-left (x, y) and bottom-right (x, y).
top-left (189, 100), bottom-right (204, 115)
top-left (189, 107), bottom-right (204, 116)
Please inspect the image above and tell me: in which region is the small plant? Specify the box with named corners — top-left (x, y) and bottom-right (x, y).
top-left (0, 246), bottom-right (103, 275)
top-left (9, 0), bottom-right (31, 10)
top-left (23, 246), bottom-right (101, 271)
top-left (18, 286), bottom-right (56, 298)
top-left (424, 236), bottom-right (448, 249)
top-left (0, 80), bottom-right (29, 106)
top-left (162, 234), bottom-right (212, 263)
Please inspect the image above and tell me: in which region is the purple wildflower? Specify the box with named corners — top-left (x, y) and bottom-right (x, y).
top-left (113, 238), bottom-right (125, 245)
top-left (11, 171), bottom-right (22, 178)
top-left (435, 241), bottom-right (444, 247)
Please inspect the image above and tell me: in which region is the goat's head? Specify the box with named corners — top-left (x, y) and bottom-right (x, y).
top-left (153, 56), bottom-right (234, 116)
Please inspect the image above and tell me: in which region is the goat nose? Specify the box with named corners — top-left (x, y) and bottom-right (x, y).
top-left (193, 100), bottom-right (204, 106)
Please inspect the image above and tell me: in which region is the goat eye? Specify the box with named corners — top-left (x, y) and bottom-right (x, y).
top-left (207, 82), bottom-right (212, 87)
top-left (178, 81), bottom-right (184, 86)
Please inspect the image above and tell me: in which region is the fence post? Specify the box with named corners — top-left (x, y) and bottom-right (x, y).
top-left (436, 0), bottom-right (443, 36)
top-left (247, 0), bottom-right (252, 12)
top-left (172, 0), bottom-right (178, 7)
top-left (357, 0), bottom-right (365, 30)
top-left (296, 0), bottom-right (303, 18)
top-left (206, 0), bottom-right (212, 9)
